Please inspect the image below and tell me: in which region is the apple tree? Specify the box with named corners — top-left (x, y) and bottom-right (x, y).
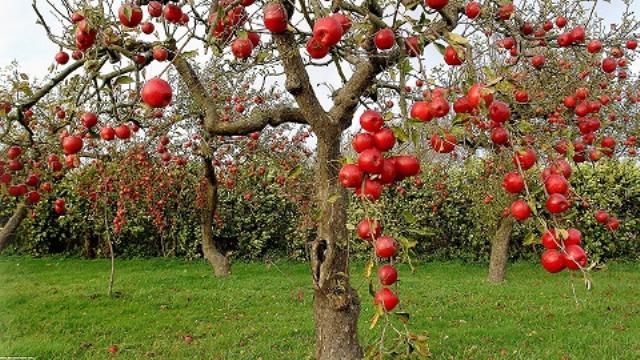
top-left (0, 0), bottom-right (637, 358)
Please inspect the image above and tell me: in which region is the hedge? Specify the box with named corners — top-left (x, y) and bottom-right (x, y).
top-left (2, 159), bottom-right (638, 263)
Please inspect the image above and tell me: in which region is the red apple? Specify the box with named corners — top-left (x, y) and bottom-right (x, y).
top-left (502, 172), bottom-right (524, 193)
top-left (360, 110), bottom-right (384, 132)
top-left (339, 164), bottom-right (363, 188)
top-left (541, 249), bottom-right (566, 273)
top-left (374, 288), bottom-right (399, 311)
top-left (263, 3), bottom-right (288, 33)
top-left (375, 236), bottom-right (398, 258)
top-left (142, 78), bottom-right (173, 108)
top-left (356, 218), bottom-right (381, 240)
top-left (564, 245), bottom-right (587, 270)
top-left (511, 199), bottom-right (531, 221)
top-left (374, 28), bottom-right (395, 50)
top-left (118, 4), bottom-right (143, 28)
top-left (313, 17), bottom-right (343, 47)
top-left (378, 264), bottom-right (398, 285)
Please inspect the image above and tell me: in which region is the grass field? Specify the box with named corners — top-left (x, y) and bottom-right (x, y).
top-left (1, 257), bottom-right (639, 359)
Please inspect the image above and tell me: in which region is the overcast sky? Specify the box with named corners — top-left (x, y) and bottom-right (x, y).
top-left (0, 1), bottom-right (637, 101)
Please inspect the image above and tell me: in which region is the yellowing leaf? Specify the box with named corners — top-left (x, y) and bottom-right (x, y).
top-left (327, 193), bottom-right (341, 204)
top-left (365, 260), bottom-right (374, 278)
top-left (445, 32), bottom-right (469, 45)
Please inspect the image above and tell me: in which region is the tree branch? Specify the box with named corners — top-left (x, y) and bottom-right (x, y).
top-left (208, 107), bottom-right (307, 135)
top-left (272, 32), bottom-right (328, 125)
top-left (172, 53), bottom-right (218, 119)
top-left (328, 1), bottom-right (465, 126)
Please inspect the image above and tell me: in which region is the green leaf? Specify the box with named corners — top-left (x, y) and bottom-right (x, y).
top-left (18, 82), bottom-right (33, 97)
top-left (495, 79), bottom-right (515, 94)
top-left (433, 42), bottom-right (446, 55)
top-left (452, 113), bottom-right (468, 126)
top-left (327, 193), bottom-right (341, 204)
top-left (365, 260), bottom-right (374, 278)
top-left (399, 58), bottom-right (412, 76)
top-left (445, 32), bottom-right (469, 45)
top-left (397, 235), bottom-right (418, 250)
top-left (517, 120), bottom-right (533, 133)
top-left (368, 280), bottom-right (376, 297)
top-left (124, 7), bottom-right (132, 21)
top-left (370, 311), bottom-right (381, 329)
top-left (255, 50), bottom-right (269, 63)
top-left (287, 165), bottom-right (301, 180)
top-left (527, 199), bottom-right (538, 216)
top-left (407, 228), bottom-right (435, 237)
top-left (180, 50), bottom-right (198, 59)
top-left (523, 232), bottom-right (537, 246)
top-left (449, 126), bottom-right (465, 138)
top-left (391, 126), bottom-right (409, 143)
top-left (402, 210), bottom-right (417, 223)
top-left (114, 76), bottom-right (134, 86)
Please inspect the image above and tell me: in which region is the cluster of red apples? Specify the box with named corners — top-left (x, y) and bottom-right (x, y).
top-left (339, 110), bottom-right (421, 311)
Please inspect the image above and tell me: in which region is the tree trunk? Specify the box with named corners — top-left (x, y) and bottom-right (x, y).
top-left (83, 233), bottom-right (98, 258)
top-left (487, 216), bottom-right (515, 283)
top-left (0, 204), bottom-right (28, 253)
top-left (311, 129), bottom-right (362, 360)
top-left (201, 157), bottom-right (230, 277)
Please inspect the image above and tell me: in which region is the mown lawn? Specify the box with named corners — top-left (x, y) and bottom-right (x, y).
top-left (0, 257), bottom-right (639, 359)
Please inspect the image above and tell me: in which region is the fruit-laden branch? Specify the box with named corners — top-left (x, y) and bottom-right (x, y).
top-left (172, 54), bottom-right (308, 134)
top-left (329, 1), bottom-right (465, 126)
top-left (335, 0), bottom-right (387, 29)
top-left (5, 56), bottom-right (91, 144)
top-left (272, 32), bottom-right (330, 126)
top-left (16, 58), bottom-right (88, 112)
top-left (0, 204), bottom-right (28, 253)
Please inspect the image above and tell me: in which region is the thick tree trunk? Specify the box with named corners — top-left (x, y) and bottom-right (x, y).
top-left (487, 216), bottom-right (515, 283)
top-left (0, 204), bottom-right (28, 253)
top-left (201, 157), bottom-right (230, 277)
top-left (311, 129), bottom-right (362, 360)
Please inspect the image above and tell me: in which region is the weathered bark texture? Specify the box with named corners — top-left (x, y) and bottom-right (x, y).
top-left (0, 204), bottom-right (28, 253)
top-left (312, 130), bottom-right (362, 360)
top-left (83, 233), bottom-right (99, 258)
top-left (487, 216), bottom-right (515, 283)
top-left (201, 157), bottom-right (230, 277)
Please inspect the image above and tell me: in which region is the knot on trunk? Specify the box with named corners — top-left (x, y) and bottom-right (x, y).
top-left (327, 286), bottom-right (352, 311)
top-left (285, 77), bottom-right (303, 95)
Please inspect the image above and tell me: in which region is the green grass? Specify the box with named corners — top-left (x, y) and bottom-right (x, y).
top-left (1, 257), bottom-right (639, 359)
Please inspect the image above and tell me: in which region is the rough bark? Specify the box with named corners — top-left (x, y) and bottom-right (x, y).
top-left (201, 157), bottom-right (230, 277)
top-left (312, 129), bottom-right (362, 360)
top-left (83, 232), bottom-right (99, 258)
top-left (487, 216), bottom-right (515, 283)
top-left (0, 204), bottom-right (28, 253)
